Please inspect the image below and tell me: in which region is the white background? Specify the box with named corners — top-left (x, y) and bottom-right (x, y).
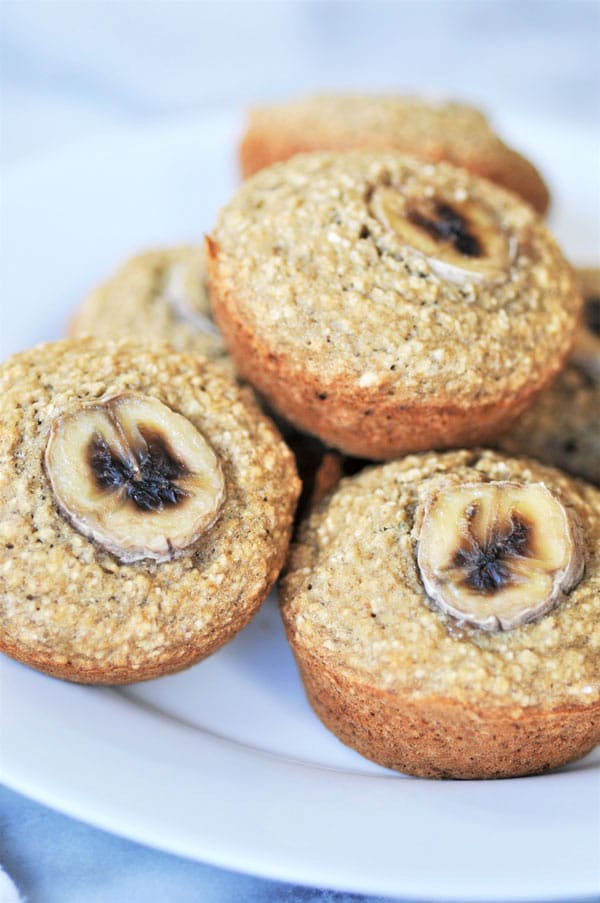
top-left (2, 0), bottom-right (599, 165)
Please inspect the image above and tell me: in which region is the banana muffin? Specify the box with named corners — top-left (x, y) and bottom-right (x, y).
top-left (70, 246), bottom-right (228, 362)
top-left (0, 338), bottom-right (299, 683)
top-left (209, 152), bottom-right (581, 458)
top-left (240, 94), bottom-right (550, 213)
top-left (280, 449), bottom-right (600, 779)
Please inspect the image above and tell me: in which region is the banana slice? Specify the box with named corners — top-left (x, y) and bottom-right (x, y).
top-left (162, 260), bottom-right (222, 338)
top-left (369, 184), bottom-right (514, 284)
top-left (45, 394), bottom-right (225, 562)
top-left (416, 481), bottom-right (585, 631)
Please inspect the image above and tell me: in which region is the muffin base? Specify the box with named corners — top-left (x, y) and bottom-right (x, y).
top-left (285, 640), bottom-right (600, 779)
top-left (3, 569), bottom-right (287, 685)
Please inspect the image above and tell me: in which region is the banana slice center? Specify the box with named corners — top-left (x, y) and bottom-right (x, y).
top-left (406, 200), bottom-right (482, 258)
top-left (368, 181), bottom-right (514, 284)
top-left (416, 481), bottom-right (584, 631)
top-left (45, 393), bottom-right (225, 563)
top-left (89, 428), bottom-right (189, 510)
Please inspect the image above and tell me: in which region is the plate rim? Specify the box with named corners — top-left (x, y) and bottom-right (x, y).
top-left (2, 655), bottom-right (599, 902)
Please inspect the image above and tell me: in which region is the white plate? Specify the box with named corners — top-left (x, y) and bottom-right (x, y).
top-left (1, 110), bottom-right (599, 902)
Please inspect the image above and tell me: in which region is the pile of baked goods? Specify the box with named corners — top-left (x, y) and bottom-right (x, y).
top-left (1, 94), bottom-right (598, 779)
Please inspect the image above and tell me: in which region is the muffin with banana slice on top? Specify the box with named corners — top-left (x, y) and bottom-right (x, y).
top-left (280, 449), bottom-right (600, 779)
top-left (209, 151), bottom-right (581, 459)
top-left (0, 338), bottom-right (300, 683)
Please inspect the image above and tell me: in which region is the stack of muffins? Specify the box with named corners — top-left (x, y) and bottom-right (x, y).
top-left (1, 95), bottom-right (598, 779)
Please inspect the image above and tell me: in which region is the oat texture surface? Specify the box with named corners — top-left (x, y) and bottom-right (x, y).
top-left (281, 449), bottom-right (600, 709)
top-left (210, 152), bottom-right (580, 455)
top-left (0, 338), bottom-right (299, 682)
top-left (71, 246), bottom-right (228, 362)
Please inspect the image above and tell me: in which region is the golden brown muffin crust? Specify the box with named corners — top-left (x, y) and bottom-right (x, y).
top-left (210, 152), bottom-right (580, 456)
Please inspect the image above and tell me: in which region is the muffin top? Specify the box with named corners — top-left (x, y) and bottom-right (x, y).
top-left (212, 152), bottom-right (580, 409)
top-left (281, 449), bottom-right (600, 709)
top-left (71, 246), bottom-right (228, 361)
top-left (0, 338), bottom-right (299, 681)
top-left (241, 94), bottom-right (549, 213)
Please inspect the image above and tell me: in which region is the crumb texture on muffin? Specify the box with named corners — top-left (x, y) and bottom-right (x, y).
top-left (210, 152), bottom-right (580, 456)
top-left (71, 246), bottom-right (228, 361)
top-left (0, 338), bottom-right (300, 683)
top-left (280, 449), bottom-right (600, 777)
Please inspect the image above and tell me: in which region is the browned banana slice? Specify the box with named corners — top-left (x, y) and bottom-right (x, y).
top-left (416, 481), bottom-right (584, 630)
top-left (369, 185), bottom-right (514, 283)
top-left (44, 393), bottom-right (225, 562)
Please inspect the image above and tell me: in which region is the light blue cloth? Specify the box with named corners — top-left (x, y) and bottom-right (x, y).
top-left (0, 785), bottom-right (392, 902)
top-left (1, 2), bottom-right (598, 900)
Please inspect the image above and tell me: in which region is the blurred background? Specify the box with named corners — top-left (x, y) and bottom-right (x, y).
top-left (2, 0), bottom-right (599, 164)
